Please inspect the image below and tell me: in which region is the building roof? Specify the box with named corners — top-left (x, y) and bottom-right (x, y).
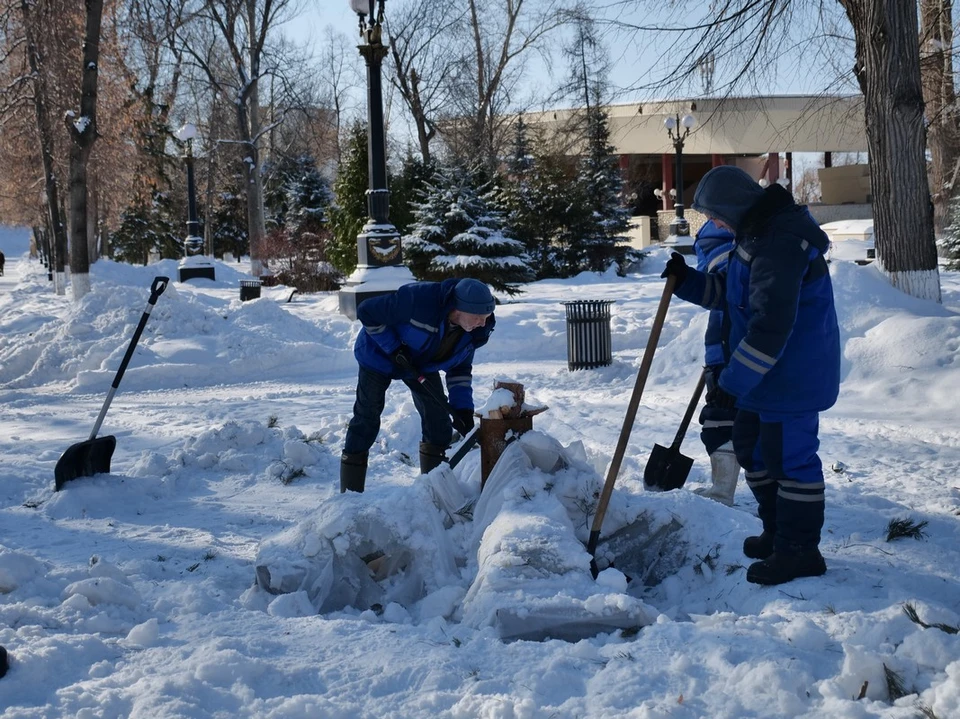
top-left (525, 95), bottom-right (868, 155)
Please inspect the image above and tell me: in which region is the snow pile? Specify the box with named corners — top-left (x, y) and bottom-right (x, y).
top-left (250, 483), bottom-right (458, 617)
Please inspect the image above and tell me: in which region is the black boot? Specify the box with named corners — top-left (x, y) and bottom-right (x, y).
top-left (746, 549), bottom-right (826, 585)
top-left (419, 442), bottom-right (446, 474)
top-left (743, 531), bottom-right (775, 560)
top-left (340, 452), bottom-right (367, 493)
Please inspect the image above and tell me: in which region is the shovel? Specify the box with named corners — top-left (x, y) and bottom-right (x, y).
top-left (400, 358), bottom-right (481, 467)
top-left (54, 276), bottom-right (169, 491)
top-left (587, 275), bottom-right (677, 577)
top-left (643, 368), bottom-right (706, 491)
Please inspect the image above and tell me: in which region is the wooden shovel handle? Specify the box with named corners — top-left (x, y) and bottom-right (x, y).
top-left (587, 275), bottom-right (676, 561)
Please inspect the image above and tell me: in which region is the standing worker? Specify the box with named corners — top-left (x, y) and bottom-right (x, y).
top-left (691, 219), bottom-right (740, 506)
top-left (340, 278), bottom-right (496, 493)
top-left (661, 166), bottom-right (840, 586)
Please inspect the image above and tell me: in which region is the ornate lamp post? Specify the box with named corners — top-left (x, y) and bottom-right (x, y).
top-left (664, 112), bottom-right (696, 250)
top-left (338, 0), bottom-right (414, 320)
top-left (175, 122), bottom-right (215, 281)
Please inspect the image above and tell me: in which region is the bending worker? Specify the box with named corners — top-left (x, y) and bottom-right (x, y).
top-left (340, 278), bottom-right (496, 493)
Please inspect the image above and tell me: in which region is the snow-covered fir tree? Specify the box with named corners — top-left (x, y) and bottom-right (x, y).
top-left (566, 104), bottom-right (631, 273)
top-left (210, 187), bottom-right (248, 261)
top-left (403, 164), bottom-right (533, 294)
top-left (328, 123), bottom-right (369, 275)
top-left (110, 189), bottom-right (179, 265)
top-left (498, 122), bottom-right (582, 280)
top-left (263, 155), bottom-right (331, 238)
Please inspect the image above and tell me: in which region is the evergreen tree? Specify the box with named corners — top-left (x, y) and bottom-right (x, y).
top-left (569, 104), bottom-right (631, 273)
top-left (210, 186), bottom-right (248, 261)
top-left (328, 123), bottom-right (369, 275)
top-left (110, 189), bottom-right (179, 265)
top-left (391, 153), bottom-right (436, 237)
top-left (498, 127), bottom-right (581, 280)
top-left (263, 154), bottom-right (332, 237)
top-left (403, 164), bottom-right (532, 294)
top-left (939, 194), bottom-right (960, 269)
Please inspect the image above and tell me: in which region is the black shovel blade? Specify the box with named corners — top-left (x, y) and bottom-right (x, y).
top-left (643, 442), bottom-right (694, 491)
top-left (54, 435), bottom-right (117, 491)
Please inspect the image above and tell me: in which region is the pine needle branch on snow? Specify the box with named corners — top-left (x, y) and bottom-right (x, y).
top-left (902, 603), bottom-right (960, 635)
top-left (885, 518), bottom-right (928, 542)
top-left (883, 663), bottom-right (909, 701)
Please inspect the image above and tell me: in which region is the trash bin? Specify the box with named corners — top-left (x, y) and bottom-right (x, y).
top-left (562, 300), bottom-right (614, 370)
top-left (240, 279), bottom-right (262, 301)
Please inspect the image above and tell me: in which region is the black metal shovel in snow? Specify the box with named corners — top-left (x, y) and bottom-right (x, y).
top-left (643, 368), bottom-right (706, 492)
top-left (54, 276), bottom-right (169, 491)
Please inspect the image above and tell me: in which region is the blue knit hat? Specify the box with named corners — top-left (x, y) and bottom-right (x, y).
top-left (453, 278), bottom-right (495, 314)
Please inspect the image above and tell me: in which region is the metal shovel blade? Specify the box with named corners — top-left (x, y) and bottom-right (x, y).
top-left (54, 435), bottom-right (117, 491)
top-left (643, 442), bottom-right (694, 492)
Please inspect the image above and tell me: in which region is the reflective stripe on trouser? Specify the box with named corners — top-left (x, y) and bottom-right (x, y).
top-left (700, 364), bottom-right (735, 454)
top-left (732, 409), bottom-right (825, 549)
top-left (344, 366), bottom-right (453, 455)
top-left (699, 405), bottom-right (736, 455)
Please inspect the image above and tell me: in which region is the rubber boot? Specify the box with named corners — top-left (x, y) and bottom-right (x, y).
top-left (694, 442), bottom-right (739, 506)
top-left (419, 442), bottom-right (446, 474)
top-left (746, 549), bottom-right (826, 585)
top-left (742, 531), bottom-right (775, 560)
top-left (747, 482), bottom-right (826, 584)
top-left (340, 452), bottom-right (367, 493)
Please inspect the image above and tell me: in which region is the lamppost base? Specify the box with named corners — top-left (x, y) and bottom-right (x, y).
top-left (178, 254), bottom-right (217, 282)
top-left (338, 264), bottom-right (415, 320)
top-left (662, 217), bottom-right (695, 255)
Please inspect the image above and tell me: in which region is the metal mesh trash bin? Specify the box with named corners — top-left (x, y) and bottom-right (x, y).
top-left (240, 279), bottom-right (262, 301)
top-left (562, 300), bottom-right (614, 370)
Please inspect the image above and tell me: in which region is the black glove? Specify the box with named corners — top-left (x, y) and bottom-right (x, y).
top-left (451, 408), bottom-right (475, 435)
top-left (391, 346), bottom-right (417, 375)
top-left (706, 385), bottom-right (737, 410)
top-left (660, 252), bottom-right (688, 285)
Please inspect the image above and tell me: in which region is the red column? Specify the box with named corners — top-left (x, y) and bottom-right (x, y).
top-left (767, 152), bottom-right (780, 184)
top-left (661, 154), bottom-right (673, 211)
top-left (711, 154), bottom-right (725, 167)
top-left (785, 152), bottom-right (793, 189)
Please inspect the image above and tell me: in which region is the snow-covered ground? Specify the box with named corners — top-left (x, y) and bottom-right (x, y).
top-left (1, 224), bottom-right (958, 718)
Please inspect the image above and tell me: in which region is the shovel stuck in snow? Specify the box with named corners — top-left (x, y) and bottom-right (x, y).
top-left (54, 276), bottom-right (169, 491)
top-left (643, 368), bottom-right (706, 492)
top-left (587, 275), bottom-right (677, 577)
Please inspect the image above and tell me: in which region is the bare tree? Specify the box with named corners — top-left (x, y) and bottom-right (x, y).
top-left (839, 0), bottom-right (939, 301)
top-left (443, 0), bottom-right (573, 168)
top-left (385, 1), bottom-right (462, 164)
top-left (178, 0), bottom-right (302, 277)
top-left (17, 0), bottom-right (70, 294)
top-left (316, 26), bottom-right (359, 167)
top-left (614, 0), bottom-right (940, 302)
top-left (919, 0), bottom-right (959, 239)
top-left (65, 0), bottom-right (104, 300)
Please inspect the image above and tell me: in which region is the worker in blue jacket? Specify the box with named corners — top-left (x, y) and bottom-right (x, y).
top-left (661, 165), bottom-right (840, 585)
top-left (691, 220), bottom-right (740, 506)
top-left (340, 278), bottom-right (496, 493)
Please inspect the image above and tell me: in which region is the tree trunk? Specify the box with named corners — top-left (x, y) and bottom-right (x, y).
top-left (242, 0), bottom-right (266, 277)
top-left (840, 0), bottom-right (941, 302)
top-left (66, 0), bottom-right (104, 301)
top-left (919, 0), bottom-right (959, 239)
top-left (20, 0), bottom-right (69, 295)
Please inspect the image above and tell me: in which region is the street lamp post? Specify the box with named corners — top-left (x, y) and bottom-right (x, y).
top-left (664, 113), bottom-right (696, 249)
top-left (175, 122), bottom-right (215, 281)
top-left (338, 0), bottom-right (414, 320)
